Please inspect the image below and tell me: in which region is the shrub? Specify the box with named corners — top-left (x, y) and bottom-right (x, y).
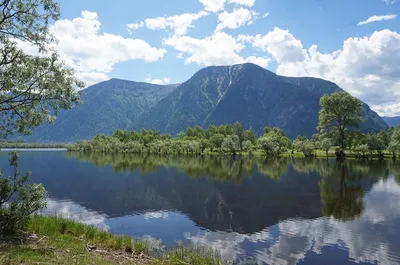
top-left (0, 152), bottom-right (47, 236)
top-left (221, 135), bottom-right (240, 155)
top-left (294, 139), bottom-right (316, 158)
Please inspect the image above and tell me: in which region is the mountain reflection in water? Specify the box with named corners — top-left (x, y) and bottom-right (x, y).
top-left (0, 151), bottom-right (399, 265)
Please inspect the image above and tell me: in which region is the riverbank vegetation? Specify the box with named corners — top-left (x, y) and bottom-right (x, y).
top-left (0, 215), bottom-right (223, 265)
top-left (0, 141), bottom-right (67, 149)
top-left (69, 121), bottom-right (400, 159)
top-left (68, 92), bottom-right (400, 159)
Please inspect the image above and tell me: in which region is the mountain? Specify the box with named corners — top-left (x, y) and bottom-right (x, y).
top-left (383, 116), bottom-right (400, 127)
top-left (132, 63), bottom-right (387, 139)
top-left (22, 79), bottom-right (177, 142)
top-left (21, 63), bottom-right (387, 142)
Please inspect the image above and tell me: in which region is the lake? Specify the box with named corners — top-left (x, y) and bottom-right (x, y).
top-left (1, 151), bottom-right (400, 265)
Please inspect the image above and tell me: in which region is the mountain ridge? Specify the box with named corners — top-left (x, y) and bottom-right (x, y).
top-left (131, 63), bottom-right (387, 139)
top-left (20, 63), bottom-right (388, 142)
top-left (383, 116), bottom-right (400, 127)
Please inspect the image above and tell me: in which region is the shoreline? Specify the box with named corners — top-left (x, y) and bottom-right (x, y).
top-left (0, 215), bottom-right (223, 265)
top-left (0, 146), bottom-right (396, 160)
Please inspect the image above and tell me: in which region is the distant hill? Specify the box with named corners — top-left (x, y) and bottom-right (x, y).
top-left (20, 63), bottom-right (388, 142)
top-left (21, 79), bottom-right (177, 142)
top-left (383, 116), bottom-right (400, 127)
top-left (132, 63), bottom-right (387, 139)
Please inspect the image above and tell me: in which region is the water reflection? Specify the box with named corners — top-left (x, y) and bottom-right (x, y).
top-left (0, 151), bottom-right (400, 264)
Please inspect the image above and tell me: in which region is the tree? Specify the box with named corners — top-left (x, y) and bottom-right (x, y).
top-left (0, 0), bottom-right (83, 138)
top-left (319, 137), bottom-right (334, 157)
top-left (388, 127), bottom-right (400, 159)
top-left (353, 144), bottom-right (369, 157)
top-left (221, 135), bottom-right (240, 155)
top-left (388, 140), bottom-right (400, 159)
top-left (258, 130), bottom-right (291, 157)
top-left (365, 132), bottom-right (386, 156)
top-left (242, 140), bottom-right (253, 153)
top-left (378, 130), bottom-right (390, 147)
top-left (199, 138), bottom-right (211, 154)
top-left (294, 139), bottom-right (316, 158)
top-left (318, 92), bottom-right (362, 150)
top-left (210, 134), bottom-right (225, 150)
top-left (0, 0), bottom-right (82, 235)
top-left (243, 128), bottom-right (256, 144)
top-left (258, 135), bottom-right (281, 157)
top-left (233, 122), bottom-right (244, 149)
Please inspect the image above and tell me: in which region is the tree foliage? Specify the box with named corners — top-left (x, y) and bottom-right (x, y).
top-left (0, 152), bottom-right (47, 235)
top-left (0, 0), bottom-right (83, 137)
top-left (256, 127), bottom-right (291, 157)
top-left (318, 92), bottom-right (362, 149)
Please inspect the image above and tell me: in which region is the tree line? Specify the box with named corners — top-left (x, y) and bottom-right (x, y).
top-left (69, 93), bottom-right (400, 159)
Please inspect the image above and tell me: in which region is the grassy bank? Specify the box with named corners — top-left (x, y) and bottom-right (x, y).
top-left (0, 142), bottom-right (68, 149)
top-left (0, 216), bottom-right (223, 265)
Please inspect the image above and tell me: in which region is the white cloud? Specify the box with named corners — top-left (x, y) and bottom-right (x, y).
top-left (229, 0), bottom-right (256, 6)
top-left (358, 14), bottom-right (397, 26)
top-left (241, 27), bottom-right (400, 116)
top-left (215, 8), bottom-right (259, 32)
top-left (75, 72), bottom-right (109, 87)
top-left (199, 0), bottom-right (257, 12)
top-left (126, 21), bottom-right (144, 34)
top-left (238, 27), bottom-right (307, 63)
top-left (164, 32), bottom-right (246, 66)
top-left (199, 0), bottom-right (227, 12)
top-left (145, 74), bottom-right (171, 85)
top-left (245, 56), bottom-right (271, 68)
top-left (51, 11), bottom-right (166, 72)
top-left (383, 0), bottom-right (397, 4)
top-left (15, 11), bottom-right (167, 86)
top-left (143, 11), bottom-right (208, 36)
top-left (164, 31), bottom-right (270, 68)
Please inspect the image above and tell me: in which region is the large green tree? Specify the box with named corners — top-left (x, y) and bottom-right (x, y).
top-left (0, 0), bottom-right (82, 235)
top-left (318, 92), bottom-right (362, 149)
top-left (0, 0), bottom-right (83, 138)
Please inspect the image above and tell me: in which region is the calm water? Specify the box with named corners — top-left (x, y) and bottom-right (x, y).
top-left (1, 151), bottom-right (400, 265)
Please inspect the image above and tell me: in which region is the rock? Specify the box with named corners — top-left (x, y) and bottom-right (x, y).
top-left (86, 243), bottom-right (96, 251)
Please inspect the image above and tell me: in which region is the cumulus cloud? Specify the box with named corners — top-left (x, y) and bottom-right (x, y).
top-left (164, 32), bottom-right (269, 68)
top-left (245, 56), bottom-right (271, 68)
top-left (238, 27), bottom-right (307, 63)
top-left (17, 11), bottom-right (166, 87)
top-left (199, 0), bottom-right (227, 12)
top-left (145, 74), bottom-right (171, 85)
top-left (240, 27), bottom-right (400, 116)
top-left (229, 0), bottom-right (256, 6)
top-left (199, 0), bottom-right (257, 13)
top-left (126, 21), bottom-right (145, 33)
top-left (51, 11), bottom-right (166, 71)
top-left (215, 8), bottom-right (259, 32)
top-left (142, 11), bottom-right (208, 36)
top-left (357, 14), bottom-right (397, 26)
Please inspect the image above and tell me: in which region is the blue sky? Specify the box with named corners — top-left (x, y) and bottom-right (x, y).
top-left (43, 0), bottom-right (400, 116)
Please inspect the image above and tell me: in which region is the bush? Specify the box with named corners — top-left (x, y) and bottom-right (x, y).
top-left (0, 152), bottom-right (47, 236)
top-left (221, 135), bottom-right (240, 155)
top-left (294, 139), bottom-right (316, 158)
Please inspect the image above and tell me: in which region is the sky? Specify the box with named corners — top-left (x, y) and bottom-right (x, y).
top-left (40, 0), bottom-right (400, 116)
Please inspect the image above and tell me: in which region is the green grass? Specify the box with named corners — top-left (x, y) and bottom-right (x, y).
top-left (0, 215), bottom-right (224, 265)
top-left (156, 245), bottom-right (223, 265)
top-left (0, 142), bottom-right (67, 149)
